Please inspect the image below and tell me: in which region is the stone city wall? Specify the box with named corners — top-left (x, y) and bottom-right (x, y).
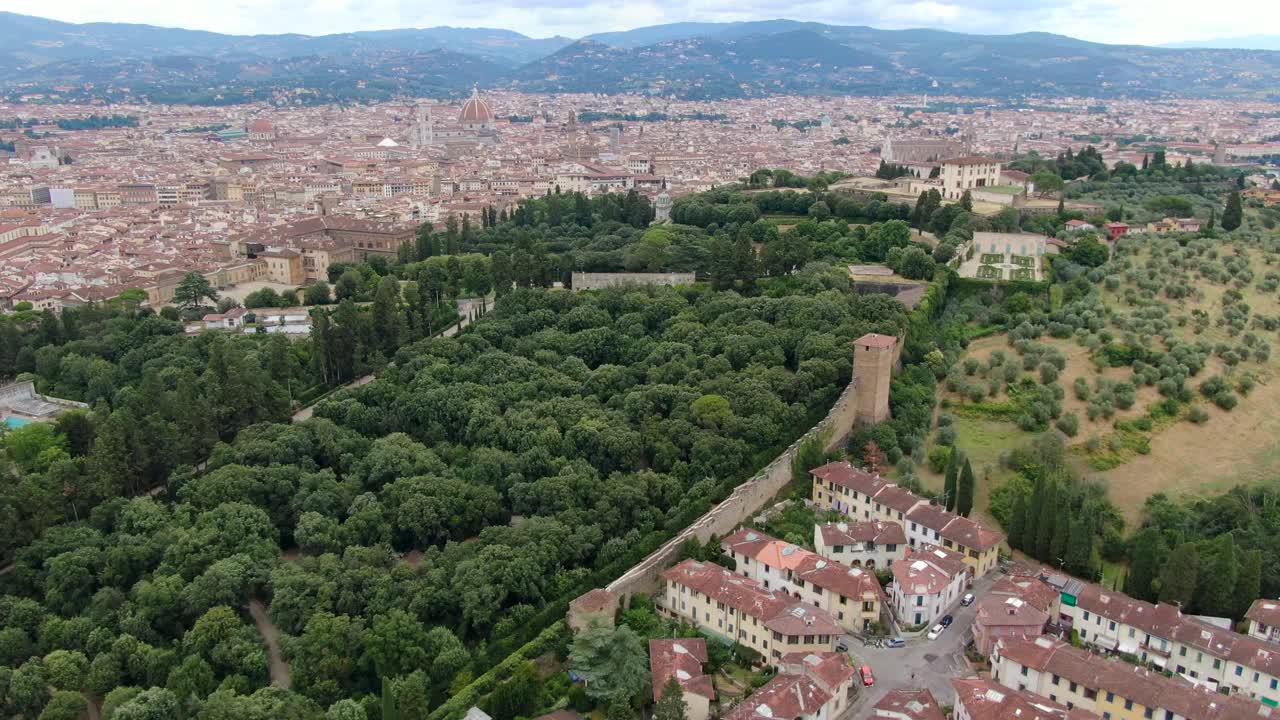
top-left (571, 272), bottom-right (697, 291)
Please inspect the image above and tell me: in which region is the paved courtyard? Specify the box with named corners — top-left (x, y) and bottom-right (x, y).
top-left (843, 568), bottom-right (1005, 716)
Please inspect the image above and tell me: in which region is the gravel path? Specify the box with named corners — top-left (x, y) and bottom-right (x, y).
top-left (248, 599), bottom-right (292, 689)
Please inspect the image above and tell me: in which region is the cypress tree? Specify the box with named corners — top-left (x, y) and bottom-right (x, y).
top-left (1126, 527), bottom-right (1167, 602)
top-left (1049, 501), bottom-right (1071, 567)
top-left (1197, 534), bottom-right (1238, 617)
top-left (382, 676), bottom-right (400, 720)
top-left (1035, 480), bottom-right (1057, 562)
top-left (943, 450), bottom-right (960, 512)
top-left (1157, 542), bottom-right (1200, 609)
top-left (1064, 514), bottom-right (1093, 576)
top-left (956, 458), bottom-right (975, 517)
top-left (1021, 478), bottom-right (1042, 553)
top-left (1222, 190), bottom-right (1243, 231)
top-left (1235, 549), bottom-right (1263, 620)
top-left (1007, 491), bottom-right (1027, 551)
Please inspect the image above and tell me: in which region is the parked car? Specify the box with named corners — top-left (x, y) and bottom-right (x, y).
top-left (860, 665), bottom-right (875, 686)
top-left (961, 593), bottom-right (975, 607)
top-left (886, 637), bottom-right (906, 648)
top-left (835, 638), bottom-right (849, 652)
top-left (941, 614), bottom-right (954, 628)
top-left (927, 624), bottom-right (945, 640)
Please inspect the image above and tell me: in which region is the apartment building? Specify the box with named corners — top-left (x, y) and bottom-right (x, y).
top-left (939, 156), bottom-right (1002, 200)
top-left (993, 636), bottom-right (1261, 720)
top-left (890, 544), bottom-right (970, 628)
top-left (1062, 583), bottom-right (1280, 706)
top-left (973, 574), bottom-right (1060, 657)
top-left (721, 528), bottom-right (886, 634)
top-left (650, 639), bottom-right (713, 720)
top-left (810, 461), bottom-right (1004, 577)
top-left (1246, 601), bottom-right (1280, 645)
top-left (659, 559), bottom-right (842, 664)
top-left (953, 677), bottom-right (1100, 720)
top-left (814, 520), bottom-right (906, 570)
top-left (722, 652), bottom-right (855, 720)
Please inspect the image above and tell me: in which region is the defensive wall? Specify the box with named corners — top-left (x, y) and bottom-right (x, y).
top-left (570, 272), bottom-right (697, 291)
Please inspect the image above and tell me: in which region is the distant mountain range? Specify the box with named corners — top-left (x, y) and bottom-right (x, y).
top-left (2, 12), bottom-right (1279, 104)
top-left (1162, 35), bottom-right (1280, 51)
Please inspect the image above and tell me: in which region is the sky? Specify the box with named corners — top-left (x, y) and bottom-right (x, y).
top-left (3, 0), bottom-right (1278, 47)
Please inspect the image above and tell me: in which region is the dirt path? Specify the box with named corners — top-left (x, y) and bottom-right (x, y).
top-left (291, 296), bottom-right (489, 422)
top-left (248, 599), bottom-right (291, 689)
top-left (82, 692), bottom-right (100, 720)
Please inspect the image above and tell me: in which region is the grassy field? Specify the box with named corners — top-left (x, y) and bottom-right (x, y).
top-left (936, 238), bottom-right (1280, 525)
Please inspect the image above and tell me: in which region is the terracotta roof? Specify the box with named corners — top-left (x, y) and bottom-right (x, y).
top-left (650, 638), bottom-right (715, 701)
top-left (856, 332), bottom-right (898, 349)
top-left (997, 637), bottom-right (1263, 720)
top-left (810, 461), bottom-right (887, 497)
top-left (723, 653), bottom-right (853, 720)
top-left (975, 593), bottom-right (1050, 629)
top-left (893, 544), bottom-right (969, 596)
top-left (942, 156), bottom-right (1001, 166)
top-left (873, 688), bottom-right (946, 720)
top-left (952, 677), bottom-right (1097, 720)
top-left (1247, 600), bottom-right (1280, 628)
top-left (817, 520), bottom-right (907, 547)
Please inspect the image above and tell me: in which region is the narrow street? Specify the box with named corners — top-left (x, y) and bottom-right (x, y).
top-left (845, 569), bottom-right (1002, 716)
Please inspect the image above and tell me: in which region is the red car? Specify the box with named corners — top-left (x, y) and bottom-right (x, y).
top-left (860, 665), bottom-right (875, 686)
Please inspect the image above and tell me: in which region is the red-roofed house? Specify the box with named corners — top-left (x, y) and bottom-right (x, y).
top-left (722, 528), bottom-right (886, 634)
top-left (873, 688), bottom-right (946, 720)
top-left (811, 461), bottom-right (1005, 577)
top-left (650, 639), bottom-right (714, 720)
top-left (814, 520), bottom-right (907, 569)
top-left (722, 652), bottom-right (855, 720)
top-left (890, 544), bottom-right (970, 628)
top-left (660, 560), bottom-right (841, 664)
top-left (1246, 599), bottom-right (1280, 645)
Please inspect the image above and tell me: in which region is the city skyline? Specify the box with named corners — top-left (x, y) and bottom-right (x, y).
top-left (1, 0), bottom-right (1277, 49)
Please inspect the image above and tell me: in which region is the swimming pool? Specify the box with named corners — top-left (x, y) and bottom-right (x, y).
top-left (3, 416), bottom-right (32, 430)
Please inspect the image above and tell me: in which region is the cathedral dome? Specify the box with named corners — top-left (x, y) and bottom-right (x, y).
top-left (459, 87), bottom-right (494, 124)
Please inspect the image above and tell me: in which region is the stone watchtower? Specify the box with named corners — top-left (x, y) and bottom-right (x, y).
top-left (853, 333), bottom-right (897, 426)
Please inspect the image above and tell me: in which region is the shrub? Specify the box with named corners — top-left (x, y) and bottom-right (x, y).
top-left (935, 426), bottom-right (957, 447)
top-left (927, 446), bottom-right (950, 474)
top-left (1199, 376), bottom-right (1228, 398)
top-left (1213, 391), bottom-right (1238, 411)
top-left (1039, 363), bottom-right (1059, 384)
top-left (1188, 406), bottom-right (1210, 424)
top-left (1073, 377), bottom-right (1090, 400)
top-left (1055, 413), bottom-right (1080, 437)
